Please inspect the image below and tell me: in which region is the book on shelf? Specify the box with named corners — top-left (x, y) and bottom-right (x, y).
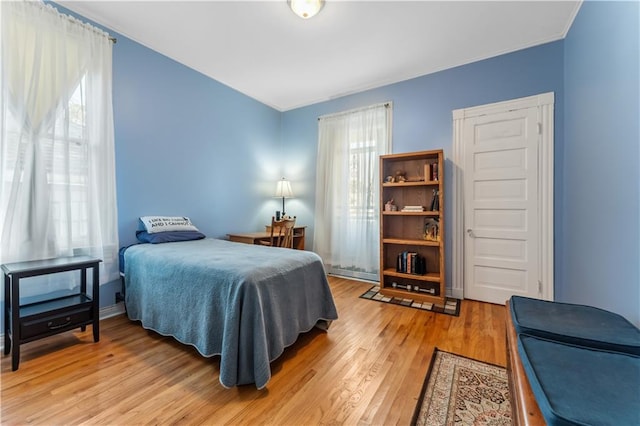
top-left (396, 251), bottom-right (426, 275)
top-left (401, 205), bottom-right (425, 212)
top-left (424, 162), bottom-right (439, 182)
top-left (429, 189), bottom-right (439, 211)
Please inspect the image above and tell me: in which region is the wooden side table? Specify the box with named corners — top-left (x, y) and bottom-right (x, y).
top-left (2, 256), bottom-right (101, 371)
top-left (228, 226), bottom-right (306, 250)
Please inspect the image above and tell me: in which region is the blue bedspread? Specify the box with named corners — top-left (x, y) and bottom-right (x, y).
top-left (124, 238), bottom-right (338, 389)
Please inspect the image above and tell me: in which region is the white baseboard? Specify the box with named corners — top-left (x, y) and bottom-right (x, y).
top-left (449, 287), bottom-right (464, 300)
top-left (327, 273), bottom-right (377, 284)
top-left (99, 302), bottom-right (126, 319)
top-left (0, 302), bottom-right (126, 352)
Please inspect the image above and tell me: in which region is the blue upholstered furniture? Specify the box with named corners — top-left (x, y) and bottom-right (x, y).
top-left (510, 296), bottom-right (640, 355)
top-left (506, 296), bottom-right (640, 426)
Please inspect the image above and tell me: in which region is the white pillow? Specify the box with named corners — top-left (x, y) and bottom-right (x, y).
top-left (139, 216), bottom-right (199, 234)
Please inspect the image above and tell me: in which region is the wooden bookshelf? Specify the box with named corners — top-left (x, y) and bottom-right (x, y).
top-left (379, 149), bottom-right (445, 304)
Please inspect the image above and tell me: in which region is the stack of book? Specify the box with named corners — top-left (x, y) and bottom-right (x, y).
top-left (396, 251), bottom-right (426, 275)
top-left (401, 205), bottom-right (424, 212)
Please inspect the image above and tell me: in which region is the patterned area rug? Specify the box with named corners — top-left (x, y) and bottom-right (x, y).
top-left (359, 285), bottom-right (460, 316)
top-left (412, 349), bottom-right (511, 426)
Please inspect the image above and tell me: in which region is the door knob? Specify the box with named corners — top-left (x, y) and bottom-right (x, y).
top-left (466, 229), bottom-right (474, 237)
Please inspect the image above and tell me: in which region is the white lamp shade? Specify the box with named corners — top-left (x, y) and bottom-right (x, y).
top-left (275, 179), bottom-right (294, 198)
top-left (288, 0), bottom-right (325, 19)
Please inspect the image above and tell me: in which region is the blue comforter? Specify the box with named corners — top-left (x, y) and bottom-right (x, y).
top-left (124, 238), bottom-right (338, 389)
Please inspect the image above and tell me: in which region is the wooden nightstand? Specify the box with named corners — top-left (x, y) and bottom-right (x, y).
top-left (2, 256), bottom-right (101, 371)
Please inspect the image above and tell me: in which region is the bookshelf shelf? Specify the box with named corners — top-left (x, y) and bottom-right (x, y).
top-left (382, 211), bottom-right (439, 216)
top-left (382, 180), bottom-right (440, 187)
top-left (382, 238), bottom-right (439, 246)
top-left (382, 268), bottom-right (441, 282)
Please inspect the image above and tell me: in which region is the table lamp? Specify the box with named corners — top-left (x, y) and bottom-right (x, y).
top-left (274, 177), bottom-right (294, 218)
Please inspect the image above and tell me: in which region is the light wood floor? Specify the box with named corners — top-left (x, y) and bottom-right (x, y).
top-left (1, 276), bottom-right (506, 425)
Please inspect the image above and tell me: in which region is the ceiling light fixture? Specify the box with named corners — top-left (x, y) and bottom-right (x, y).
top-left (288, 0), bottom-right (325, 19)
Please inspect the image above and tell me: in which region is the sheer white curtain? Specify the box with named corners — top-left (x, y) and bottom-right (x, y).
top-left (0, 1), bottom-right (119, 295)
top-left (313, 103), bottom-right (392, 281)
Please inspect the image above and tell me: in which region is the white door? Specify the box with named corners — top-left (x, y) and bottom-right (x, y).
top-left (463, 107), bottom-right (541, 304)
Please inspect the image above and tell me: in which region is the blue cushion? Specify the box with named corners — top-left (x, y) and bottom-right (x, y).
top-left (135, 230), bottom-right (206, 244)
top-left (517, 334), bottom-right (640, 426)
top-left (510, 296), bottom-right (640, 355)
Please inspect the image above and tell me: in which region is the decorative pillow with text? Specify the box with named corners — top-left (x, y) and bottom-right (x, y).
top-left (139, 216), bottom-right (199, 234)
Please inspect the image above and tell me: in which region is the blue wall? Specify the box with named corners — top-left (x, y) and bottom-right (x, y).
top-left (109, 32), bottom-right (284, 305)
top-left (43, 2), bottom-right (639, 327)
top-left (562, 0), bottom-right (639, 325)
top-left (281, 41), bottom-right (565, 298)
top-left (113, 38), bottom-right (282, 245)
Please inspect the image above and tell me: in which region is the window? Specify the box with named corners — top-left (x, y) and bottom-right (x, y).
top-left (1, 1), bottom-right (119, 293)
top-left (348, 139), bottom-right (378, 221)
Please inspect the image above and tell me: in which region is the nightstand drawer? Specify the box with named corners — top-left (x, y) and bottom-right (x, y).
top-left (20, 305), bottom-right (92, 341)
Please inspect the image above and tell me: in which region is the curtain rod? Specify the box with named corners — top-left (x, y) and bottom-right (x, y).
top-left (318, 102), bottom-right (391, 121)
top-left (45, 2), bottom-right (117, 44)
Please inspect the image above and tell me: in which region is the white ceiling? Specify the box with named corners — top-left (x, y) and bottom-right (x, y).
top-left (58, 1), bottom-right (582, 111)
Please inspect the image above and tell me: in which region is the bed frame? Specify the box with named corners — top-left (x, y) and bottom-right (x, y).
top-left (505, 300), bottom-right (544, 426)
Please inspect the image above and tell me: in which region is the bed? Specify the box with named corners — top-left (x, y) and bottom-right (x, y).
top-left (122, 237), bottom-right (338, 389)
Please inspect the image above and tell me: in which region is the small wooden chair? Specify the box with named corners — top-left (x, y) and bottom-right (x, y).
top-left (260, 216), bottom-right (296, 248)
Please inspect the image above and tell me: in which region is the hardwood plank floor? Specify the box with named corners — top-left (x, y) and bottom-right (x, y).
top-left (1, 276), bottom-right (506, 425)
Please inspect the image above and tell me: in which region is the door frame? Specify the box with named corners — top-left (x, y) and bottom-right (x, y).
top-left (451, 92), bottom-right (554, 301)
